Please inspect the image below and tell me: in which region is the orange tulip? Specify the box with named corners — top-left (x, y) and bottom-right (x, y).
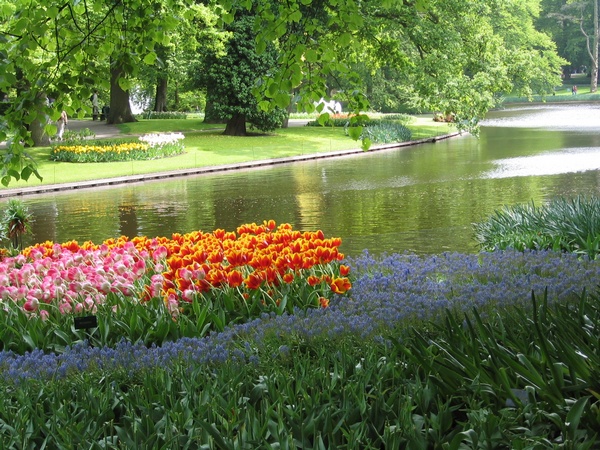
top-left (227, 270), bottom-right (244, 287)
top-left (282, 272), bottom-right (295, 284)
top-left (244, 272), bottom-right (264, 290)
top-left (330, 277), bottom-right (352, 295)
top-left (307, 275), bottom-right (321, 287)
top-left (319, 297), bottom-right (330, 308)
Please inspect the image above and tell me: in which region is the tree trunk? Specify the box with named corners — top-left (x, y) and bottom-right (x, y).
top-left (203, 99), bottom-right (222, 123)
top-left (281, 93), bottom-right (293, 129)
top-left (108, 62), bottom-right (137, 124)
top-left (30, 115), bottom-right (51, 146)
top-left (174, 81), bottom-right (179, 110)
top-left (154, 76), bottom-right (168, 112)
top-left (223, 113), bottom-right (247, 136)
top-left (580, 0), bottom-right (599, 93)
top-left (30, 94), bottom-right (50, 147)
top-left (593, 0), bottom-right (599, 92)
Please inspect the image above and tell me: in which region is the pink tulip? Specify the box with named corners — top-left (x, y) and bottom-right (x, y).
top-left (153, 246), bottom-right (168, 261)
top-left (23, 298), bottom-right (39, 312)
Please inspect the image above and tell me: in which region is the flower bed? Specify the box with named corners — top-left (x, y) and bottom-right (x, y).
top-left (0, 221), bottom-right (350, 353)
top-left (50, 132), bottom-right (185, 162)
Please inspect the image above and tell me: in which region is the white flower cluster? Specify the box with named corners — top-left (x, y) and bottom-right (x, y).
top-left (139, 132), bottom-right (185, 148)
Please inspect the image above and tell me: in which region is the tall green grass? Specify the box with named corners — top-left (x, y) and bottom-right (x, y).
top-left (1, 288), bottom-right (598, 447)
top-left (474, 196), bottom-right (600, 259)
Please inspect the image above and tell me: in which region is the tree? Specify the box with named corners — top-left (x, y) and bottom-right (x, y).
top-left (543, 0), bottom-right (599, 89)
top-left (0, 0), bottom-right (190, 185)
top-left (196, 12), bottom-right (286, 135)
top-left (574, 0), bottom-right (599, 92)
top-left (128, 4), bottom-right (228, 114)
top-left (0, 0), bottom-right (567, 184)
top-left (224, 0), bottom-right (563, 135)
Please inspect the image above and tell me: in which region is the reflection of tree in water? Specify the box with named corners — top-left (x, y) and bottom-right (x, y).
top-left (119, 204), bottom-right (139, 238)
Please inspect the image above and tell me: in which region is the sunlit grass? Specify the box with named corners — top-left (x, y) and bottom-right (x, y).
top-left (1, 116), bottom-right (453, 190)
top-left (502, 74), bottom-right (600, 103)
top-left (407, 114), bottom-right (454, 139)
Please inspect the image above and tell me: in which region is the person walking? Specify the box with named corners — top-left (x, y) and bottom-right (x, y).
top-left (56, 110), bottom-right (68, 140)
top-left (91, 90), bottom-right (99, 120)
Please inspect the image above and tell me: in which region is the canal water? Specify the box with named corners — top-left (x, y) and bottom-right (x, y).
top-left (6, 103), bottom-right (600, 257)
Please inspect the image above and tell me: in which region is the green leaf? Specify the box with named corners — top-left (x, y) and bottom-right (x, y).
top-left (339, 32), bottom-right (352, 47)
top-left (256, 38), bottom-right (266, 54)
top-left (304, 49), bottom-right (319, 63)
top-left (45, 124), bottom-right (58, 136)
top-left (347, 126), bottom-right (363, 141)
top-left (361, 137), bottom-right (372, 151)
top-left (258, 100), bottom-right (271, 112)
top-left (566, 396), bottom-right (590, 436)
top-left (274, 92), bottom-right (290, 109)
top-left (7, 169), bottom-right (20, 181)
top-left (289, 10), bottom-right (302, 22)
top-left (222, 13), bottom-right (234, 24)
top-left (267, 81), bottom-right (279, 98)
top-left (143, 52), bottom-right (157, 65)
top-left (20, 166), bottom-right (33, 181)
top-left (317, 112), bottom-right (330, 125)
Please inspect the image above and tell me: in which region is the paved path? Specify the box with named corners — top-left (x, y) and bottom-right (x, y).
top-left (67, 119), bottom-right (123, 139)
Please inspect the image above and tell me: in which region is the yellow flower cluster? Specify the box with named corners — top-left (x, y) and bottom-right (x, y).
top-left (53, 142), bottom-right (150, 155)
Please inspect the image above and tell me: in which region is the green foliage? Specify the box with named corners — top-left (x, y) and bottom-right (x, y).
top-left (474, 196), bottom-right (600, 258)
top-left (0, 0), bottom-right (568, 183)
top-left (2, 287), bottom-right (600, 446)
top-left (138, 111), bottom-right (188, 120)
top-left (384, 113), bottom-right (414, 124)
top-left (307, 117), bottom-right (412, 144)
top-left (241, 0), bottom-right (564, 139)
top-left (0, 294), bottom-right (220, 354)
top-left (195, 13), bottom-right (286, 134)
top-left (306, 117), bottom-right (355, 127)
top-left (359, 120), bottom-right (412, 144)
top-left (170, 89), bottom-right (206, 113)
top-left (0, 0), bottom-right (191, 185)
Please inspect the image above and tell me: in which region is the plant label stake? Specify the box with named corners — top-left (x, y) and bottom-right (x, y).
top-left (74, 315), bottom-right (98, 330)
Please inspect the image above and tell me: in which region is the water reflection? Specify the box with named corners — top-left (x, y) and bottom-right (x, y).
top-left (4, 103), bottom-right (600, 256)
top-left (481, 103), bottom-right (600, 131)
top-left (486, 148), bottom-right (600, 178)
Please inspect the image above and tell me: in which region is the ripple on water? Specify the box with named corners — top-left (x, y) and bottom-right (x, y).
top-left (482, 103), bottom-right (600, 131)
top-left (485, 147), bottom-right (600, 178)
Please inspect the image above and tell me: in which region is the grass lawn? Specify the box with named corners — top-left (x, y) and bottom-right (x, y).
top-left (1, 115), bottom-right (453, 190)
top-left (503, 72), bottom-right (600, 103)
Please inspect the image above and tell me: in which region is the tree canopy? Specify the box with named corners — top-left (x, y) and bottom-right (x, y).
top-left (1, 0), bottom-right (566, 185)
top-left (242, 0), bottom-right (564, 129)
top-left (0, 0), bottom-right (190, 185)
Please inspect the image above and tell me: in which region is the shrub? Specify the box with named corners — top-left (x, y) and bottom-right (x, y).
top-left (383, 113), bottom-right (413, 125)
top-left (474, 196), bottom-right (600, 258)
top-left (0, 199), bottom-right (32, 252)
top-left (307, 117), bottom-right (412, 143)
top-left (137, 111), bottom-right (188, 120)
top-left (359, 120), bottom-right (412, 143)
